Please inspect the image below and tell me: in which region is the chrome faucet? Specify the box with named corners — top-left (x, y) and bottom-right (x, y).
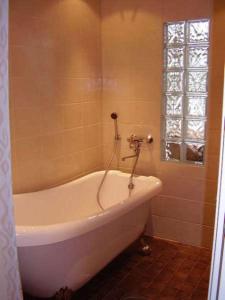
top-left (127, 134), bottom-right (153, 146)
top-left (121, 134), bottom-right (153, 161)
top-left (122, 150), bottom-right (140, 161)
top-left (122, 134), bottom-right (153, 192)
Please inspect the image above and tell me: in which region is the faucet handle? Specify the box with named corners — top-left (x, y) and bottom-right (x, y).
top-left (146, 134), bottom-right (153, 144)
top-left (127, 134), bottom-right (153, 146)
top-left (127, 134), bottom-right (140, 149)
top-left (127, 134), bottom-right (140, 143)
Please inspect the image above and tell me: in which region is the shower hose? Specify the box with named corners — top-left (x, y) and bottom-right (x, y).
top-left (96, 139), bottom-right (120, 210)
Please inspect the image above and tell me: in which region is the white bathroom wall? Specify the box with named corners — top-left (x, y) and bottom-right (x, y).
top-left (0, 0), bottom-right (22, 298)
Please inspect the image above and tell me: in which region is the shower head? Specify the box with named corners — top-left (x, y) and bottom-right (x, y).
top-left (110, 112), bottom-right (120, 140)
top-left (111, 112), bottom-right (118, 120)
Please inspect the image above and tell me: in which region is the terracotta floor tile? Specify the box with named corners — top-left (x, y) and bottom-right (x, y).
top-left (23, 238), bottom-right (212, 300)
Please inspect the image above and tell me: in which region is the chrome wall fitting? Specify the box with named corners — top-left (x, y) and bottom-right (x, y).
top-left (127, 134), bottom-right (153, 149)
top-left (122, 133), bottom-right (153, 194)
top-left (111, 112), bottom-right (121, 141)
top-left (138, 235), bottom-right (152, 256)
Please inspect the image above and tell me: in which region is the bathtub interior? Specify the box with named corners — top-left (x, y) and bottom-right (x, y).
top-left (13, 171), bottom-right (160, 227)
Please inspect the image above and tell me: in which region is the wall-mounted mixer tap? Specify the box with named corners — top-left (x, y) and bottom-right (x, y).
top-left (122, 133), bottom-right (154, 192)
top-left (121, 152), bottom-right (139, 161)
top-left (122, 133), bottom-right (153, 161)
top-left (127, 134), bottom-right (153, 148)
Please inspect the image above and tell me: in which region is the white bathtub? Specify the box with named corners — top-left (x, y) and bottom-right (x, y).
top-left (14, 170), bottom-right (162, 298)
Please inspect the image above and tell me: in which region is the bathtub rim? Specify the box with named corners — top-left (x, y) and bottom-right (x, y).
top-left (15, 170), bottom-right (162, 247)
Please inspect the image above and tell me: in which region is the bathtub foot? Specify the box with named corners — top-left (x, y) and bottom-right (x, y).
top-left (138, 235), bottom-right (152, 256)
top-left (54, 287), bottom-right (73, 300)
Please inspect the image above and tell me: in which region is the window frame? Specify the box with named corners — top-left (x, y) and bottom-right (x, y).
top-left (161, 18), bottom-right (211, 165)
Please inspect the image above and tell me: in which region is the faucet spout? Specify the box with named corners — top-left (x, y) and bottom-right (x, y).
top-left (121, 153), bottom-right (138, 161)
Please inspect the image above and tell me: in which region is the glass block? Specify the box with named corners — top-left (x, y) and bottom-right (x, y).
top-left (165, 47), bottom-right (184, 69)
top-left (185, 142), bottom-right (204, 163)
top-left (166, 22), bottom-right (185, 44)
top-left (188, 20), bottom-right (209, 43)
top-left (187, 96), bottom-right (206, 117)
top-left (162, 19), bottom-right (209, 165)
top-left (186, 120), bottom-right (205, 140)
top-left (165, 141), bottom-right (181, 161)
top-left (166, 94), bottom-right (183, 116)
top-left (166, 118), bottom-right (182, 139)
top-left (187, 46), bottom-right (209, 68)
top-left (187, 71), bottom-right (208, 93)
top-left (166, 72), bottom-right (184, 92)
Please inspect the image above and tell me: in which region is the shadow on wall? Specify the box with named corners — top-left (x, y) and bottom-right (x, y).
top-left (82, 0), bottom-right (102, 15)
top-left (100, 0), bottom-right (162, 20)
top-left (100, 0), bottom-right (212, 21)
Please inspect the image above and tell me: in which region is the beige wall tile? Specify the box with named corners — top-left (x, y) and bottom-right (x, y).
top-left (158, 173), bottom-right (205, 202)
top-left (83, 146), bottom-right (102, 172)
top-left (205, 154), bottom-right (220, 180)
top-left (102, 144), bottom-right (121, 170)
top-left (13, 159), bottom-right (43, 193)
top-left (41, 133), bottom-right (64, 160)
top-left (101, 0), bottom-right (218, 248)
top-left (151, 214), bottom-right (214, 248)
top-left (207, 129), bottom-right (221, 156)
top-left (62, 128), bottom-right (85, 155)
top-left (181, 222), bottom-right (214, 248)
top-left (151, 215), bottom-right (183, 242)
top-left (204, 179), bottom-right (218, 204)
top-left (63, 103), bottom-right (83, 129)
top-left (15, 137), bottom-right (42, 162)
top-left (162, 0), bottom-right (212, 21)
top-left (41, 106), bottom-right (64, 134)
top-left (10, 75), bottom-right (62, 108)
top-left (151, 195), bottom-right (215, 226)
top-left (158, 161), bottom-right (206, 180)
top-left (14, 107), bottom-right (43, 139)
top-left (102, 122), bottom-right (115, 146)
top-left (83, 101), bottom-right (102, 125)
top-left (40, 157), bottom-right (65, 188)
top-left (10, 0), bottom-right (102, 192)
top-left (60, 152), bottom-right (85, 181)
top-left (10, 13), bottom-right (60, 48)
top-left (10, 45), bottom-right (63, 78)
top-left (84, 124), bottom-right (102, 149)
top-left (54, 78), bottom-right (101, 104)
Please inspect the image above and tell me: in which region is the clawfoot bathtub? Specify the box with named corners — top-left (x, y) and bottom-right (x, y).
top-left (14, 170), bottom-right (162, 298)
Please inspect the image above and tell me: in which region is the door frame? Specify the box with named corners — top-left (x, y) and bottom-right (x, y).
top-left (208, 67), bottom-right (225, 300)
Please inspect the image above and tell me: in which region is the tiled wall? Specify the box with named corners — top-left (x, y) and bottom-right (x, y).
top-left (9, 0), bottom-right (102, 193)
top-left (0, 0), bottom-right (22, 298)
top-left (101, 0), bottom-right (221, 248)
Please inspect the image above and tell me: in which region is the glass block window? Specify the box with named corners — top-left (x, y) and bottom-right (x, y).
top-left (162, 19), bottom-right (210, 165)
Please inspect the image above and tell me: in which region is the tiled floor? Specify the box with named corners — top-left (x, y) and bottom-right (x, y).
top-left (24, 238), bottom-right (211, 300)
